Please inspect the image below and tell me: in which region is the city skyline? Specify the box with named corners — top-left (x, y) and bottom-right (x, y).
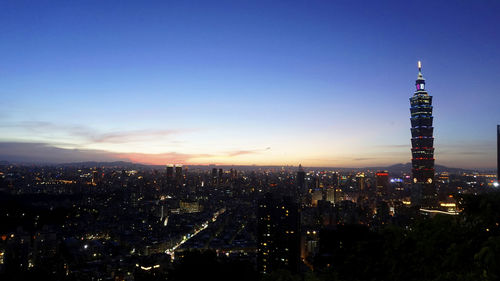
top-left (1, 1), bottom-right (500, 169)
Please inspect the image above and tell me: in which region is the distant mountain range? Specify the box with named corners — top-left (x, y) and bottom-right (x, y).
top-left (0, 160), bottom-right (147, 169)
top-left (0, 160), bottom-right (488, 174)
top-left (366, 163), bottom-right (471, 174)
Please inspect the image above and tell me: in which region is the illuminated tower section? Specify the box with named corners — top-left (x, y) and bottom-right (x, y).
top-left (410, 61), bottom-right (436, 206)
top-left (497, 125), bottom-right (499, 181)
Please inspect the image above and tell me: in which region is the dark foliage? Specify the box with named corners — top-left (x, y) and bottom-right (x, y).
top-left (311, 192), bottom-right (500, 281)
top-left (169, 250), bottom-right (258, 281)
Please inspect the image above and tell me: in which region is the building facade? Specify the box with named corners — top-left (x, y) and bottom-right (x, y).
top-left (410, 61), bottom-right (436, 207)
top-left (375, 171), bottom-right (389, 197)
top-left (297, 164), bottom-right (305, 190)
top-left (257, 194), bottom-right (300, 275)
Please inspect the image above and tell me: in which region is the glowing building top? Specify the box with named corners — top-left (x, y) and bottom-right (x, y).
top-left (409, 61), bottom-right (436, 207)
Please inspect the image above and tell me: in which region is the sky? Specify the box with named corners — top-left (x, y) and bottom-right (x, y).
top-left (0, 0), bottom-right (499, 169)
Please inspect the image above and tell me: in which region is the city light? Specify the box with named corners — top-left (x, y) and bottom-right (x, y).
top-left (0, 2), bottom-right (498, 280)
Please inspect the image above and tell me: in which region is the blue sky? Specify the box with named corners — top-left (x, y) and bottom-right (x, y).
top-left (0, 0), bottom-right (499, 168)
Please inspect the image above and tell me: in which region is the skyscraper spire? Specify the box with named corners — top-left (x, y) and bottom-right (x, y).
top-left (416, 60), bottom-right (426, 91)
top-left (410, 61), bottom-right (436, 207)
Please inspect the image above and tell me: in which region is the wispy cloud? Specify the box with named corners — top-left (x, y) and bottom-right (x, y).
top-left (90, 129), bottom-right (185, 143)
top-left (353, 157), bottom-right (376, 161)
top-left (125, 147), bottom-right (272, 164)
top-left (0, 142), bottom-right (123, 163)
top-left (0, 121), bottom-right (190, 145)
top-left (0, 142), bottom-right (211, 164)
top-left (117, 152), bottom-right (213, 165)
top-left (0, 142), bottom-right (273, 165)
top-left (227, 147), bottom-right (271, 157)
top-left (373, 144), bottom-right (409, 148)
top-left (0, 121), bottom-right (88, 134)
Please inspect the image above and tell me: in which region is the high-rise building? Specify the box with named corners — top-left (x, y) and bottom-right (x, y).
top-left (356, 173), bottom-right (365, 191)
top-left (166, 165), bottom-right (174, 182)
top-left (257, 194), bottom-right (300, 274)
top-left (375, 171), bottom-right (389, 196)
top-left (175, 165), bottom-right (183, 186)
top-left (211, 168), bottom-right (218, 186)
top-left (311, 189), bottom-right (323, 207)
top-left (218, 168), bottom-right (223, 185)
top-left (91, 170), bottom-right (99, 186)
top-left (297, 164), bottom-right (305, 190)
top-left (326, 188), bottom-right (335, 204)
top-left (410, 61), bottom-right (436, 207)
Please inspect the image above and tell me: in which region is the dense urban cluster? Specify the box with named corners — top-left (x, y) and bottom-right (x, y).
top-left (0, 161), bottom-right (498, 280)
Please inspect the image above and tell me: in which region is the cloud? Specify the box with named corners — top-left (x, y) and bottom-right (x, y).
top-left (90, 129), bottom-right (184, 143)
top-left (456, 151), bottom-right (490, 155)
top-left (227, 147), bottom-right (271, 157)
top-left (0, 142), bottom-right (123, 163)
top-left (353, 158), bottom-right (376, 161)
top-left (0, 121), bottom-right (190, 145)
top-left (117, 152), bottom-right (213, 165)
top-left (120, 147), bottom-right (272, 164)
top-left (0, 121), bottom-right (88, 135)
top-left (374, 144), bottom-right (409, 148)
top-left (0, 142), bottom-right (209, 164)
top-left (0, 142), bottom-right (272, 165)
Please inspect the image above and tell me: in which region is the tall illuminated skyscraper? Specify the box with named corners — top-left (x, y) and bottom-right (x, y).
top-left (410, 61), bottom-right (436, 207)
top-left (497, 125), bottom-right (499, 181)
